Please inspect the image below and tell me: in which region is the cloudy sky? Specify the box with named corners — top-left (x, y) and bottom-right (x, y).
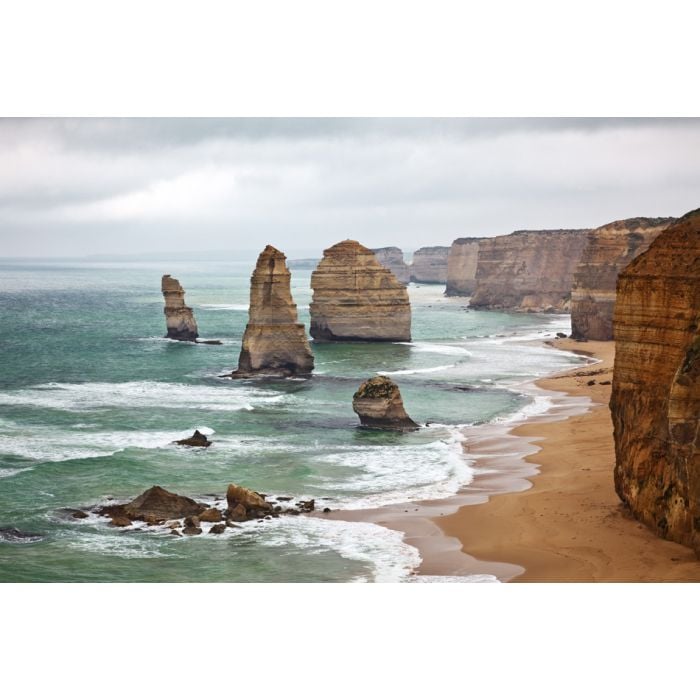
top-left (2, 118), bottom-right (699, 258)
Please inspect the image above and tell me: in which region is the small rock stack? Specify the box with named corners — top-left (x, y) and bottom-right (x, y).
top-left (162, 274), bottom-right (199, 341)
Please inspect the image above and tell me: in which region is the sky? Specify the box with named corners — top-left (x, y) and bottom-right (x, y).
top-left (1, 117), bottom-right (699, 258)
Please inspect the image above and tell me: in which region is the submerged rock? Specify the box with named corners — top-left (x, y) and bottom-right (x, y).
top-left (610, 209), bottom-right (700, 555)
top-left (162, 274), bottom-right (199, 342)
top-left (352, 376), bottom-right (419, 430)
top-left (310, 240), bottom-right (411, 342)
top-left (175, 430), bottom-right (212, 448)
top-left (0, 526), bottom-right (44, 543)
top-left (232, 245), bottom-right (314, 378)
top-left (98, 485), bottom-right (206, 522)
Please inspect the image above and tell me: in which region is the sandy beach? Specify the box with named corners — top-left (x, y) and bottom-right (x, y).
top-left (436, 338), bottom-right (700, 582)
top-left (327, 337), bottom-right (700, 582)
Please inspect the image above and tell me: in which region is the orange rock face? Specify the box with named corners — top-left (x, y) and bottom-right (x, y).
top-left (162, 274), bottom-right (199, 341)
top-left (469, 229), bottom-right (590, 312)
top-left (234, 245), bottom-right (314, 377)
top-left (571, 217), bottom-right (675, 340)
top-left (310, 240), bottom-right (411, 342)
top-left (610, 209), bottom-right (700, 554)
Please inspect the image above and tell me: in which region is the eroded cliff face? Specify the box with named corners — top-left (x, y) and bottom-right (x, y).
top-left (469, 229), bottom-right (590, 312)
top-left (233, 245), bottom-right (314, 377)
top-left (610, 210), bottom-right (700, 554)
top-left (162, 274), bottom-right (199, 341)
top-left (372, 247), bottom-right (410, 285)
top-left (410, 246), bottom-right (450, 283)
top-left (310, 240), bottom-right (411, 342)
top-left (571, 217), bottom-right (675, 340)
top-left (445, 238), bottom-right (483, 296)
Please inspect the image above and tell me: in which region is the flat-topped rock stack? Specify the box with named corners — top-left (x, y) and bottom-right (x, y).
top-left (469, 229), bottom-right (591, 312)
top-left (410, 246), bottom-right (450, 283)
top-left (233, 245), bottom-right (314, 377)
top-left (372, 247), bottom-right (410, 285)
top-left (162, 274), bottom-right (199, 341)
top-left (445, 238), bottom-right (484, 296)
top-left (570, 217), bottom-right (676, 340)
top-left (310, 240), bottom-right (411, 342)
top-left (610, 209), bottom-right (700, 555)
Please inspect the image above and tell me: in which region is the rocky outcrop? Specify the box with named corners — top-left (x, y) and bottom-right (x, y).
top-left (310, 240), bottom-right (411, 342)
top-left (162, 274), bottom-right (199, 341)
top-left (410, 246), bottom-right (450, 283)
top-left (0, 527), bottom-right (44, 543)
top-left (233, 245), bottom-right (314, 377)
top-left (98, 485), bottom-right (206, 525)
top-left (445, 238), bottom-right (484, 296)
top-left (470, 229), bottom-right (591, 312)
top-left (352, 376), bottom-right (418, 430)
top-left (610, 209), bottom-right (700, 554)
top-left (372, 247), bottom-right (410, 284)
top-left (571, 217), bottom-right (675, 340)
top-left (175, 430), bottom-right (212, 447)
top-left (225, 483), bottom-right (272, 517)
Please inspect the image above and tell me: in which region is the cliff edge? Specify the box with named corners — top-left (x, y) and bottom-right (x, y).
top-left (610, 209), bottom-right (700, 554)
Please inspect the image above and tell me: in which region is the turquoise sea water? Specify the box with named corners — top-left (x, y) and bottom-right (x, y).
top-left (0, 259), bottom-right (585, 582)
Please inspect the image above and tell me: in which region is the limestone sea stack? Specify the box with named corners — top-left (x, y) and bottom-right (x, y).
top-left (410, 246), bottom-right (450, 283)
top-left (372, 247), bottom-right (410, 284)
top-left (469, 229), bottom-right (591, 312)
top-left (352, 376), bottom-right (418, 430)
top-left (570, 217), bottom-right (676, 340)
top-left (162, 274), bottom-right (199, 341)
top-left (233, 245), bottom-right (314, 377)
top-left (610, 209), bottom-right (700, 554)
top-left (310, 240), bottom-right (411, 342)
top-left (445, 238), bottom-right (484, 296)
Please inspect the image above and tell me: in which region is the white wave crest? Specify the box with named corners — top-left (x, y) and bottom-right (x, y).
top-left (0, 381), bottom-right (282, 412)
top-left (315, 426), bottom-right (474, 509)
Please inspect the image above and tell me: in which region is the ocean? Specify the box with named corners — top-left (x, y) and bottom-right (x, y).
top-left (0, 259), bottom-right (587, 582)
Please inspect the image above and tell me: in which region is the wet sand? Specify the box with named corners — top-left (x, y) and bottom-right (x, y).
top-left (326, 338), bottom-right (700, 582)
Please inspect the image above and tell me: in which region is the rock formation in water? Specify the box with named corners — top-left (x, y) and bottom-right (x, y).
top-left (162, 274), bottom-right (199, 341)
top-left (372, 247), bottom-right (410, 285)
top-left (310, 240), bottom-right (411, 342)
top-left (570, 217), bottom-right (676, 340)
top-left (469, 229), bottom-right (591, 312)
top-left (352, 375), bottom-right (418, 430)
top-left (232, 245), bottom-right (314, 377)
top-left (175, 430), bottom-right (212, 447)
top-left (445, 238), bottom-right (484, 296)
top-left (610, 209), bottom-right (700, 554)
top-left (410, 246), bottom-right (450, 283)
top-left (98, 485), bottom-right (207, 526)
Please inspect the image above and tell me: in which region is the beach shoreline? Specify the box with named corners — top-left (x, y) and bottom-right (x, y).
top-left (326, 338), bottom-right (700, 582)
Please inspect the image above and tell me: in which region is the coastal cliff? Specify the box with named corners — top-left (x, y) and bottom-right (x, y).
top-left (571, 217), bottom-right (675, 340)
top-left (469, 229), bottom-right (590, 312)
top-left (372, 247), bottom-right (410, 285)
top-left (410, 246), bottom-right (450, 283)
top-left (610, 209), bottom-right (700, 554)
top-left (445, 238), bottom-right (483, 296)
top-left (161, 274), bottom-right (199, 341)
top-left (233, 245), bottom-right (314, 377)
top-left (310, 240), bottom-right (411, 342)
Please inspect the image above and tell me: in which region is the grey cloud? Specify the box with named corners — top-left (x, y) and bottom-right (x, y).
top-left (1, 118), bottom-right (699, 257)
